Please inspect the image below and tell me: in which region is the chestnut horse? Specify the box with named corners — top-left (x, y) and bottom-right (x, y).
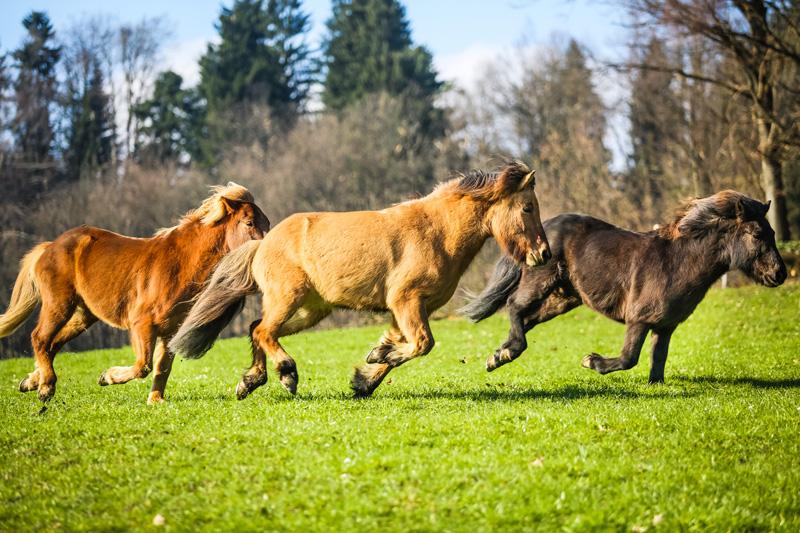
top-left (462, 190), bottom-right (787, 383)
top-left (170, 161), bottom-right (551, 398)
top-left (0, 183), bottom-right (269, 403)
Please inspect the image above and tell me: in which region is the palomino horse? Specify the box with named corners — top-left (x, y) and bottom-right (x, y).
top-left (170, 161), bottom-right (551, 398)
top-left (462, 190), bottom-right (787, 383)
top-left (0, 184), bottom-right (269, 403)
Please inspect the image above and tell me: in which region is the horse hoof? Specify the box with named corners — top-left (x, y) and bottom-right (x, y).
top-left (147, 392), bottom-right (166, 405)
top-left (365, 345), bottom-right (391, 364)
top-left (581, 353), bottom-right (602, 370)
top-left (19, 378), bottom-right (36, 393)
top-left (350, 369), bottom-right (375, 399)
top-left (37, 384), bottom-right (55, 403)
top-left (280, 372), bottom-right (298, 395)
top-left (235, 381), bottom-right (250, 401)
top-left (98, 372), bottom-right (110, 386)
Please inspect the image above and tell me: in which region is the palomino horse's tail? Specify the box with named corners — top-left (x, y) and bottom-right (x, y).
top-left (459, 255), bottom-right (522, 322)
top-left (169, 240), bottom-right (261, 359)
top-left (0, 242), bottom-right (51, 338)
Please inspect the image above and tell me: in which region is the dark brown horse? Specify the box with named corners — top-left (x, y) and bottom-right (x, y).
top-left (0, 183), bottom-right (269, 403)
top-left (169, 161), bottom-right (550, 399)
top-left (462, 190), bottom-right (787, 383)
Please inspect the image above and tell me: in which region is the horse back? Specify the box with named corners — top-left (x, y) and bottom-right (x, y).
top-left (44, 226), bottom-right (173, 328)
top-left (546, 214), bottom-right (664, 322)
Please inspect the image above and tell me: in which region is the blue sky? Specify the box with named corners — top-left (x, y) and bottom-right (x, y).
top-left (2, 1), bottom-right (628, 85)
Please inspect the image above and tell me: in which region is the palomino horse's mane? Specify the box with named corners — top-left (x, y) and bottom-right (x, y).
top-left (433, 160), bottom-right (534, 201)
top-left (155, 182), bottom-right (254, 237)
top-left (658, 190), bottom-right (765, 239)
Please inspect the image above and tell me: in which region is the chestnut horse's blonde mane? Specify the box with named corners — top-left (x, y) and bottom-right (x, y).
top-left (433, 160), bottom-right (535, 202)
top-left (156, 182), bottom-right (255, 237)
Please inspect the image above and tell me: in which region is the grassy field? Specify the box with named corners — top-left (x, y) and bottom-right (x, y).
top-left (1, 286), bottom-right (798, 531)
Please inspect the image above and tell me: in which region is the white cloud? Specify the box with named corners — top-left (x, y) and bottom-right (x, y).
top-left (434, 43), bottom-right (503, 91)
top-left (161, 36), bottom-right (213, 87)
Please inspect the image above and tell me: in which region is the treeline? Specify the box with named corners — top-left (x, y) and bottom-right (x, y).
top-left (1, 0), bottom-right (799, 357)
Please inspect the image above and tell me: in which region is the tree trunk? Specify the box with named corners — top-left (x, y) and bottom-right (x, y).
top-left (761, 153), bottom-right (790, 240)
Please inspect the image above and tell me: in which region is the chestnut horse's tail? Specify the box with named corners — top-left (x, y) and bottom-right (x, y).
top-left (0, 242), bottom-right (51, 338)
top-left (459, 255), bottom-right (522, 322)
top-left (169, 240), bottom-right (261, 359)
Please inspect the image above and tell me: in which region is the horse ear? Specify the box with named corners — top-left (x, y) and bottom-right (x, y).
top-left (220, 197), bottom-right (242, 215)
top-left (518, 170), bottom-right (536, 191)
top-left (735, 197), bottom-right (747, 221)
top-left (761, 200), bottom-right (771, 217)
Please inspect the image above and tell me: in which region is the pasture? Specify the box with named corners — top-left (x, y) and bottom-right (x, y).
top-left (1, 285), bottom-right (798, 531)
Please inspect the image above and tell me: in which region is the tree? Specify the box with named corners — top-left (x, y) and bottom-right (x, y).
top-left (628, 37), bottom-right (685, 207)
top-left (119, 17), bottom-right (170, 163)
top-left (63, 60), bottom-right (115, 179)
top-left (12, 11), bottom-right (61, 165)
top-left (322, 0), bottom-right (442, 111)
top-left (623, 0), bottom-right (800, 240)
top-left (198, 0), bottom-right (313, 164)
top-left (133, 70), bottom-right (202, 165)
top-left (61, 18), bottom-right (117, 180)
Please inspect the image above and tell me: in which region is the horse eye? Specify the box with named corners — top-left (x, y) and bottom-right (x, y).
top-left (522, 204), bottom-right (533, 213)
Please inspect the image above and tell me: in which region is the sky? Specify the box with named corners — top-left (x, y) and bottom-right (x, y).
top-left (1, 0), bottom-right (628, 86)
top-left (1, 0), bottom-right (632, 166)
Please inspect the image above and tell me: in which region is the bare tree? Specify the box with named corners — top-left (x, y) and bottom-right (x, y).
top-left (622, 0), bottom-right (800, 240)
top-left (118, 17), bottom-right (170, 166)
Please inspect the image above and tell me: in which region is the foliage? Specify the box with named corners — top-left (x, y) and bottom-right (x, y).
top-left (197, 0), bottom-right (313, 165)
top-left (132, 71), bottom-right (203, 165)
top-left (322, 0), bottom-right (445, 144)
top-left (0, 286), bottom-right (798, 530)
top-left (11, 11), bottom-right (61, 163)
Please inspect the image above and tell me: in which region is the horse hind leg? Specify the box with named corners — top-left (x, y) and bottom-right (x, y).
top-left (487, 262), bottom-right (572, 372)
top-left (237, 282), bottom-right (317, 400)
top-left (25, 298), bottom-right (81, 402)
top-left (365, 319), bottom-right (404, 364)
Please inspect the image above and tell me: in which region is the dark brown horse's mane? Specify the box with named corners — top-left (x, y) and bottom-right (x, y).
top-left (437, 160), bottom-right (534, 201)
top-left (657, 190), bottom-right (766, 239)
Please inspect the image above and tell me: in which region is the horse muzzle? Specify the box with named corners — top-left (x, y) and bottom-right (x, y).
top-left (525, 246), bottom-right (551, 267)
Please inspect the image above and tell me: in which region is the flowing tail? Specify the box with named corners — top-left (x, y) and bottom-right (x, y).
top-left (459, 255), bottom-right (522, 322)
top-left (169, 240), bottom-right (261, 359)
top-left (0, 242), bottom-right (50, 338)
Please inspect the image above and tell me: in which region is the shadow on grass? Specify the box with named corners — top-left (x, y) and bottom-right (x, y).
top-left (674, 375), bottom-right (800, 389)
top-left (168, 382), bottom-right (697, 403)
top-left (390, 383), bottom-right (696, 402)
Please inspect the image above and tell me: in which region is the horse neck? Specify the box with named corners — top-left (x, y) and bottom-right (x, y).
top-left (167, 221), bottom-right (229, 276)
top-left (665, 232), bottom-right (731, 289)
top-left (423, 194), bottom-right (491, 264)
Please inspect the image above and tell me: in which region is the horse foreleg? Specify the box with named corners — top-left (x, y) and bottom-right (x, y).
top-left (148, 339), bottom-right (175, 404)
top-left (99, 322), bottom-right (156, 385)
top-left (582, 322), bottom-right (649, 375)
top-left (648, 327), bottom-right (674, 384)
top-left (353, 299), bottom-right (433, 397)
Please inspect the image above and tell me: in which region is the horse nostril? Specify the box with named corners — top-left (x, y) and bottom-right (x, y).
top-left (541, 247), bottom-right (552, 262)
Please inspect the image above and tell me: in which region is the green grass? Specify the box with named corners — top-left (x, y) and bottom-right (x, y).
top-left (1, 286), bottom-right (799, 531)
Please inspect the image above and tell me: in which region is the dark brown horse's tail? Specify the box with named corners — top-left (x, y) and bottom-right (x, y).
top-left (169, 240), bottom-right (261, 359)
top-left (459, 256), bottom-right (522, 322)
top-left (0, 242), bottom-right (50, 338)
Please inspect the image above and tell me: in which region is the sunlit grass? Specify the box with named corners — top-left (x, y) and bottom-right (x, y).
top-left (1, 285), bottom-right (798, 530)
